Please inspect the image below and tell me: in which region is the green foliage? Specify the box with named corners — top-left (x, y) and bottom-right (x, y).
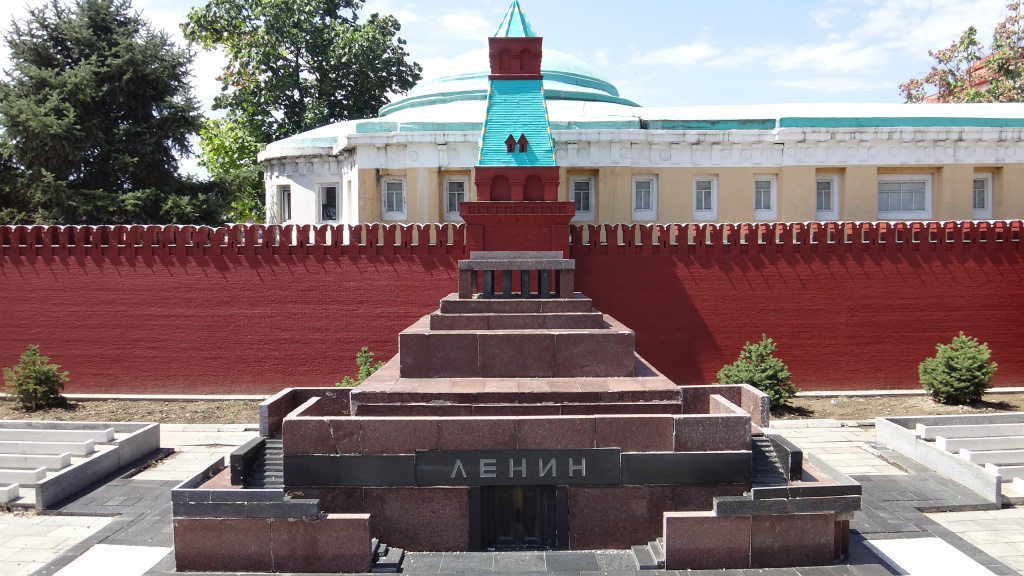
top-left (337, 347), bottom-right (385, 387)
top-left (182, 0), bottom-right (421, 202)
top-left (3, 345), bottom-right (68, 411)
top-left (901, 2), bottom-right (1024, 102)
top-left (919, 332), bottom-right (998, 404)
top-left (717, 334), bottom-right (799, 409)
top-left (197, 116), bottom-right (264, 223)
top-left (0, 0), bottom-right (229, 225)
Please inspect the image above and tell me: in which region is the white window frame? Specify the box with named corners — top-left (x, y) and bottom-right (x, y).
top-left (815, 173), bottom-right (840, 221)
top-left (632, 175), bottom-right (657, 221)
top-left (693, 176), bottom-right (718, 221)
top-left (443, 176), bottom-right (468, 222)
top-left (972, 173), bottom-right (993, 220)
top-left (753, 174), bottom-right (778, 221)
top-left (570, 175), bottom-right (595, 221)
top-left (381, 177), bottom-right (407, 221)
top-left (877, 173), bottom-right (932, 220)
top-left (277, 185), bottom-right (292, 223)
top-left (317, 183), bottom-right (340, 224)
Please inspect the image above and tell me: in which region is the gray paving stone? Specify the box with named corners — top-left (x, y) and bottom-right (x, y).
top-left (404, 552), bottom-right (445, 573)
top-left (493, 551), bottom-right (546, 572)
top-left (545, 551), bottom-right (601, 572)
top-left (439, 552), bottom-right (495, 572)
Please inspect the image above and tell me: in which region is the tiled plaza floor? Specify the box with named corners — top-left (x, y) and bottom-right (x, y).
top-left (0, 420), bottom-right (1021, 575)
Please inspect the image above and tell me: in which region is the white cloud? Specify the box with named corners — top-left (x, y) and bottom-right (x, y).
top-left (438, 12), bottom-right (491, 40)
top-left (417, 49), bottom-right (486, 81)
top-left (809, 4), bottom-right (848, 29)
top-left (633, 42), bottom-right (721, 66)
top-left (361, 0), bottom-right (421, 23)
top-left (772, 77), bottom-right (895, 93)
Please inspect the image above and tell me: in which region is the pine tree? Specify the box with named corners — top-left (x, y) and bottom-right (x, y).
top-left (717, 335), bottom-right (799, 409)
top-left (0, 0), bottom-right (228, 225)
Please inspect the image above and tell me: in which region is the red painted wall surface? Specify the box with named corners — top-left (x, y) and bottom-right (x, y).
top-left (1, 221), bottom-right (1021, 393)
top-left (571, 221), bottom-right (1024, 391)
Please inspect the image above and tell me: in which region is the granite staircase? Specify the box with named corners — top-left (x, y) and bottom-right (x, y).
top-left (751, 434), bottom-right (788, 488)
top-left (370, 538), bottom-right (404, 573)
top-left (245, 437), bottom-right (283, 489)
top-left (631, 537), bottom-right (665, 570)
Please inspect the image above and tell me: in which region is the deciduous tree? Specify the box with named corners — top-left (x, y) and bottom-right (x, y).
top-left (901, 2), bottom-right (1023, 103)
top-left (182, 0), bottom-right (421, 222)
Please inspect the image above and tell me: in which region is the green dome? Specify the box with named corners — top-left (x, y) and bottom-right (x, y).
top-left (379, 49), bottom-right (639, 116)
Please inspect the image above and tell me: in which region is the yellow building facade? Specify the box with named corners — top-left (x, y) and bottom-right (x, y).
top-left (259, 48), bottom-right (1024, 227)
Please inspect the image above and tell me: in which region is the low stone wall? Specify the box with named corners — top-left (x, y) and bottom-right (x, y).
top-left (281, 397), bottom-right (751, 455)
top-left (170, 458), bottom-right (372, 573)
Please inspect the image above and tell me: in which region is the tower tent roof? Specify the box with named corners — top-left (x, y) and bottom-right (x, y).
top-left (494, 0), bottom-right (538, 38)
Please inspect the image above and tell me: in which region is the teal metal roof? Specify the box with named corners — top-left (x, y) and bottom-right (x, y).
top-left (379, 49), bottom-right (636, 116)
top-left (478, 80), bottom-right (555, 166)
top-left (494, 1), bottom-right (537, 37)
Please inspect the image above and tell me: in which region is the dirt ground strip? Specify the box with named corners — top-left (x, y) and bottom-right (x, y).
top-left (0, 392), bottom-right (1022, 424)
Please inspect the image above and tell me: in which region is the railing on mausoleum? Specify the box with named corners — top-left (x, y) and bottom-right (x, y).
top-left (1, 220), bottom-right (1020, 258)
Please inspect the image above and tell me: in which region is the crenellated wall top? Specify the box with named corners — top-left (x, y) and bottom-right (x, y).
top-left (1, 220), bottom-right (1020, 259)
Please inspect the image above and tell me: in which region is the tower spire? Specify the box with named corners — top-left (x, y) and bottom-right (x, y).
top-left (494, 0), bottom-right (538, 38)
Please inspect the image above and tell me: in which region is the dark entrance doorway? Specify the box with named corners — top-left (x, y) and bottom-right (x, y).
top-left (481, 486), bottom-right (556, 550)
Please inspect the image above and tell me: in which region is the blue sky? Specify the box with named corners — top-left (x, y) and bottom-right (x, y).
top-left (0, 0), bottom-right (1015, 171)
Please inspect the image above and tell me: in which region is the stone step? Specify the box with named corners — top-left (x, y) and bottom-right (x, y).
top-left (986, 463), bottom-right (1024, 480)
top-left (960, 449), bottom-right (1024, 465)
top-left (0, 440), bottom-right (94, 456)
top-left (0, 452), bottom-right (71, 471)
top-left (0, 467), bottom-right (46, 486)
top-left (371, 544), bottom-right (404, 573)
top-left (439, 293), bottom-right (593, 315)
top-left (649, 538), bottom-right (665, 562)
top-left (750, 435), bottom-right (787, 487)
top-left (0, 428), bottom-right (114, 443)
top-left (0, 483), bottom-right (19, 504)
top-left (246, 437), bottom-right (285, 489)
top-left (938, 435), bottom-right (1024, 453)
top-left (429, 311), bottom-right (605, 331)
top-left (353, 401), bottom-right (682, 417)
top-left (399, 316), bottom-right (635, 379)
top-left (917, 423), bottom-right (1024, 440)
top-left (631, 544), bottom-right (662, 570)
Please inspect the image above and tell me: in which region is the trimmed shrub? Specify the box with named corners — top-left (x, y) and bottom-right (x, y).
top-left (3, 345), bottom-right (68, 411)
top-left (337, 347), bottom-right (386, 387)
top-left (717, 334), bottom-right (799, 409)
top-left (919, 332), bottom-right (997, 404)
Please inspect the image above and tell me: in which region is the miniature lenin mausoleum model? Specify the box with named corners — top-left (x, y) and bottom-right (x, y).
top-left (170, 3), bottom-right (862, 571)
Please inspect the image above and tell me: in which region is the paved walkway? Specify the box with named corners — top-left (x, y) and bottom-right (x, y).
top-left (0, 420), bottom-right (1020, 575)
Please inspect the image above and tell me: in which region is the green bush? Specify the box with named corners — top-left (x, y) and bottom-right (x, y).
top-left (717, 334), bottom-right (798, 409)
top-left (3, 345), bottom-right (68, 411)
top-left (919, 332), bottom-right (997, 404)
top-left (337, 347), bottom-right (386, 387)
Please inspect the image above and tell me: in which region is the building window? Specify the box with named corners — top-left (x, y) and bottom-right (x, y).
top-left (877, 174), bottom-right (932, 220)
top-left (278, 185), bottom-right (292, 222)
top-left (570, 176), bottom-right (595, 221)
top-left (694, 176), bottom-right (717, 221)
top-left (382, 177), bottom-right (406, 220)
top-left (444, 177), bottom-right (468, 222)
top-left (318, 183), bottom-right (340, 223)
top-left (753, 175), bottom-right (777, 221)
top-left (815, 173), bottom-right (840, 220)
top-left (632, 176), bottom-right (657, 220)
top-left (973, 173), bottom-right (992, 220)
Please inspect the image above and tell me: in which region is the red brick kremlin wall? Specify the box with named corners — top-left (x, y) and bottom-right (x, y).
top-left (1, 221), bottom-right (1021, 393)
